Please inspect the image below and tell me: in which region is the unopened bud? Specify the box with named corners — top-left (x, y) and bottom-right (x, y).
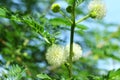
top-left (66, 6), bottom-right (72, 13)
top-left (51, 3), bottom-right (60, 13)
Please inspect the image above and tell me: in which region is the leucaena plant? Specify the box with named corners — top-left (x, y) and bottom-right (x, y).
top-left (46, 0), bottom-right (106, 79)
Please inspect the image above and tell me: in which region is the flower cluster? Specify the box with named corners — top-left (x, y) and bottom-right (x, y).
top-left (46, 44), bottom-right (66, 67)
top-left (65, 43), bottom-right (82, 61)
top-left (88, 0), bottom-right (106, 19)
top-left (46, 43), bottom-right (82, 67)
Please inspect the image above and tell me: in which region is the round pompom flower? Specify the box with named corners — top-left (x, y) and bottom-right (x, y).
top-left (88, 0), bottom-right (106, 19)
top-left (51, 3), bottom-right (60, 13)
top-left (65, 43), bottom-right (82, 61)
top-left (46, 44), bottom-right (66, 67)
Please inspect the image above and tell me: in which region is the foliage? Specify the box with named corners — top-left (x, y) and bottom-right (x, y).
top-left (0, 65), bottom-right (25, 80)
top-left (37, 73), bottom-right (52, 80)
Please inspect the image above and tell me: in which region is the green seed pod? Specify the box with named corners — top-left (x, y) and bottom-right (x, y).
top-left (51, 3), bottom-right (60, 13)
top-left (66, 6), bottom-right (72, 13)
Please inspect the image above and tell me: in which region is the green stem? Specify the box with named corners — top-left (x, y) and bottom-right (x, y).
top-left (76, 14), bottom-right (90, 24)
top-left (69, 0), bottom-right (76, 79)
top-left (68, 1), bottom-right (90, 79)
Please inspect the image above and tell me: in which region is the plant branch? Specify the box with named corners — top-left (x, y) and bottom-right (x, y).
top-left (76, 14), bottom-right (90, 24)
top-left (69, 0), bottom-right (76, 79)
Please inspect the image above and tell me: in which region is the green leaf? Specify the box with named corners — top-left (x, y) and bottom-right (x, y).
top-left (11, 15), bottom-right (21, 22)
top-left (2, 65), bottom-right (25, 80)
top-left (37, 73), bottom-right (52, 80)
top-left (66, 0), bottom-right (84, 6)
top-left (49, 18), bottom-right (70, 26)
top-left (66, 0), bottom-right (74, 5)
top-left (0, 8), bottom-right (7, 17)
top-left (105, 53), bottom-right (120, 61)
top-left (76, 24), bottom-right (88, 30)
top-left (76, 0), bottom-right (84, 6)
top-left (106, 69), bottom-right (120, 80)
top-left (22, 15), bottom-right (44, 33)
top-left (87, 75), bottom-right (102, 80)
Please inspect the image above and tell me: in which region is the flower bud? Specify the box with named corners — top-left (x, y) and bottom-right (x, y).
top-left (51, 3), bottom-right (60, 13)
top-left (66, 6), bottom-right (72, 13)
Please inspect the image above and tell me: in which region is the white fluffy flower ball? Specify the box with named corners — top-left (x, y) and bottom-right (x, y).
top-left (65, 43), bottom-right (82, 61)
top-left (88, 0), bottom-right (106, 19)
top-left (46, 44), bottom-right (66, 67)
